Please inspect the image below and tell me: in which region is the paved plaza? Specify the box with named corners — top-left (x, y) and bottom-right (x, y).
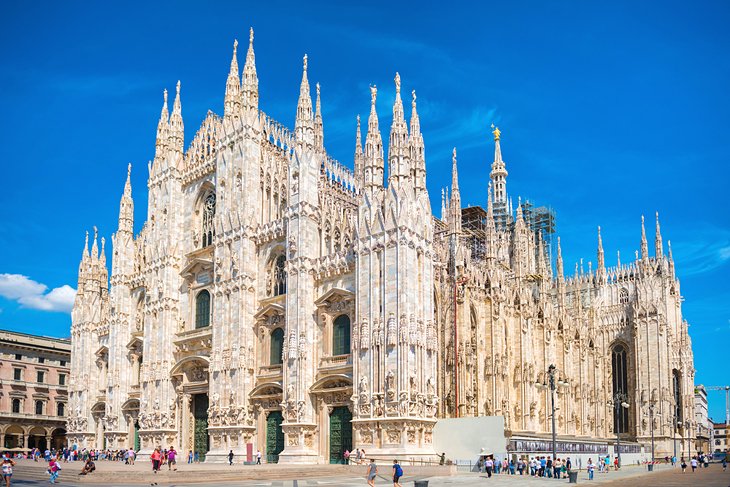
top-left (6, 459), bottom-right (730, 486)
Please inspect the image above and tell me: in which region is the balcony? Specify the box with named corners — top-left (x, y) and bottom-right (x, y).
top-left (174, 326), bottom-right (213, 354)
top-left (318, 354), bottom-right (352, 374)
top-left (0, 411), bottom-right (66, 422)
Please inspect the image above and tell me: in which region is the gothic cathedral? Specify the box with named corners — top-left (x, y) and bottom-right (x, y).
top-left (67, 29), bottom-right (696, 462)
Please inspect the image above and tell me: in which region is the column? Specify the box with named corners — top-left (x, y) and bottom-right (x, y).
top-left (46, 435), bottom-right (52, 450)
top-left (181, 394), bottom-right (190, 452)
top-left (132, 354), bottom-right (141, 386)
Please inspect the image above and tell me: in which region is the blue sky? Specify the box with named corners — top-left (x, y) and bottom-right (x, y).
top-left (0, 1), bottom-right (728, 420)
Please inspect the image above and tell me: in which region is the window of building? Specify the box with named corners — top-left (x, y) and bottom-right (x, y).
top-left (269, 254), bottom-right (286, 297)
top-left (58, 374), bottom-right (66, 386)
top-left (619, 288), bottom-right (629, 304)
top-left (12, 398), bottom-right (21, 413)
top-left (57, 402), bottom-right (65, 416)
top-left (35, 400), bottom-right (44, 415)
top-left (201, 192), bottom-right (216, 247)
top-left (673, 369), bottom-right (682, 422)
top-left (13, 368), bottom-right (22, 381)
top-left (270, 328), bottom-right (284, 366)
top-left (14, 354), bottom-right (21, 360)
top-left (332, 315), bottom-right (351, 356)
top-left (195, 290), bottom-right (211, 329)
top-left (60, 360), bottom-right (66, 367)
top-left (37, 371), bottom-right (44, 383)
top-left (611, 343), bottom-right (630, 434)
top-left (38, 357), bottom-right (45, 364)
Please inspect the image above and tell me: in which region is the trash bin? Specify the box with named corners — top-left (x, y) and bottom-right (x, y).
top-left (414, 481), bottom-right (429, 487)
top-left (647, 464), bottom-right (654, 471)
top-left (568, 471), bottom-right (579, 483)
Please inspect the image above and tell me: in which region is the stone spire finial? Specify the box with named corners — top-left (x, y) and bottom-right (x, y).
top-left (118, 164), bottom-right (134, 236)
top-left (83, 230), bottom-right (90, 258)
top-left (556, 236), bottom-right (564, 282)
top-left (640, 215), bottom-right (649, 261)
top-left (100, 237), bottom-right (106, 265)
top-left (169, 81), bottom-right (184, 153)
top-left (617, 250), bottom-right (621, 268)
top-left (354, 115), bottom-right (364, 186)
top-left (155, 89), bottom-right (170, 154)
top-left (295, 54), bottom-right (314, 146)
top-left (409, 88), bottom-right (425, 192)
top-left (654, 211), bottom-right (663, 258)
top-left (597, 226), bottom-right (605, 280)
top-left (388, 72), bottom-right (408, 184)
top-left (490, 123), bottom-right (508, 206)
top-left (450, 148), bottom-right (461, 235)
top-left (314, 82), bottom-right (324, 151)
top-left (241, 26), bottom-right (258, 111)
top-left (224, 38), bottom-right (242, 119)
top-left (91, 226), bottom-right (99, 259)
top-left (364, 85), bottom-right (384, 189)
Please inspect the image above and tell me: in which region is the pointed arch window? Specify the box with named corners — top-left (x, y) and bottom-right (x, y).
top-left (332, 315), bottom-right (351, 356)
top-left (673, 369), bottom-right (682, 422)
top-left (611, 343), bottom-right (630, 433)
top-left (202, 192), bottom-right (216, 248)
top-left (619, 288), bottom-right (629, 304)
top-left (268, 254), bottom-right (287, 297)
top-left (270, 328), bottom-right (284, 365)
top-left (195, 290), bottom-right (211, 329)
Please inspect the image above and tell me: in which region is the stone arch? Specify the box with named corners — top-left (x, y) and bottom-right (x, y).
top-left (194, 183), bottom-right (216, 248)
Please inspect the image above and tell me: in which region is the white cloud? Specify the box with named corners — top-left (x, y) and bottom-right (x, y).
top-left (0, 274), bottom-right (76, 313)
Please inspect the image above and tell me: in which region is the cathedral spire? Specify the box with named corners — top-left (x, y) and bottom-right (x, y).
top-left (118, 163), bottom-right (134, 236)
top-left (409, 89), bottom-right (426, 193)
top-left (640, 214), bottom-right (649, 261)
top-left (556, 236), bottom-right (564, 283)
top-left (617, 250), bottom-right (621, 269)
top-left (314, 83), bottom-right (324, 151)
top-left (155, 89), bottom-right (170, 156)
top-left (82, 230), bottom-right (90, 259)
top-left (654, 211), bottom-right (663, 258)
top-left (364, 85), bottom-right (384, 190)
top-left (490, 124), bottom-right (508, 205)
top-left (91, 226), bottom-right (99, 260)
top-left (354, 115), bottom-right (363, 186)
top-left (224, 39), bottom-right (242, 120)
top-left (597, 226), bottom-right (606, 281)
top-left (295, 54), bottom-right (314, 147)
top-left (241, 27), bottom-right (259, 111)
top-left (99, 237), bottom-right (106, 266)
top-left (169, 81), bottom-right (184, 154)
top-left (388, 72), bottom-right (409, 186)
top-left (667, 239), bottom-right (675, 278)
top-left (450, 148), bottom-right (461, 234)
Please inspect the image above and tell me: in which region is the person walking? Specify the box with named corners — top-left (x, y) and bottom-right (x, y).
top-left (392, 459), bottom-right (403, 487)
top-left (587, 458), bottom-right (595, 480)
top-left (47, 457), bottom-right (61, 484)
top-left (256, 449), bottom-right (262, 465)
top-left (484, 457), bottom-right (493, 478)
top-left (151, 448), bottom-right (161, 476)
top-left (228, 450), bottom-right (234, 466)
top-left (690, 456), bottom-right (698, 472)
top-left (2, 456), bottom-right (16, 487)
top-left (680, 457), bottom-right (687, 473)
top-left (344, 449), bottom-right (350, 465)
top-left (721, 457), bottom-right (726, 471)
top-left (187, 450), bottom-right (193, 464)
top-left (167, 447), bottom-right (177, 471)
top-left (366, 459), bottom-right (377, 487)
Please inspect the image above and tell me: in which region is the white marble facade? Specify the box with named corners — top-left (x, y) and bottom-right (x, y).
top-left (68, 29), bottom-right (696, 462)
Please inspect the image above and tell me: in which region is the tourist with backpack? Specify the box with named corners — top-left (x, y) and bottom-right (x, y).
top-left (392, 460), bottom-right (403, 487)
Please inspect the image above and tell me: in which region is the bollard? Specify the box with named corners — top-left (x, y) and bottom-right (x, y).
top-left (568, 470), bottom-right (579, 483)
top-left (414, 481), bottom-right (429, 487)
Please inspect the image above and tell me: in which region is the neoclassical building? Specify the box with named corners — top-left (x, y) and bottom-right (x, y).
top-left (68, 29), bottom-right (696, 462)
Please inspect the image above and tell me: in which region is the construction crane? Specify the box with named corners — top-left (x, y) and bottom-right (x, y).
top-left (706, 385), bottom-right (730, 425)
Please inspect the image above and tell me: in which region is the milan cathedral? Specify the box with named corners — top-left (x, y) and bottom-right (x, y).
top-left (67, 29), bottom-right (696, 463)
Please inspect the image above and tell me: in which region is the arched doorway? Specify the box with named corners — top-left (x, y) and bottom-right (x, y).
top-left (4, 425), bottom-right (23, 449)
top-left (265, 410), bottom-right (284, 463)
top-left (27, 427), bottom-right (47, 451)
top-left (51, 428), bottom-right (66, 450)
top-left (329, 406), bottom-right (352, 464)
top-left (193, 394), bottom-right (209, 461)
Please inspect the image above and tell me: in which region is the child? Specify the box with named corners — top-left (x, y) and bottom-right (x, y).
top-left (2, 456), bottom-right (16, 487)
top-left (48, 457), bottom-right (61, 484)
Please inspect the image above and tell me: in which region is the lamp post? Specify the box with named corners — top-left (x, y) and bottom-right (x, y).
top-left (609, 392), bottom-right (629, 468)
top-left (673, 413), bottom-right (677, 461)
top-left (535, 364), bottom-right (569, 461)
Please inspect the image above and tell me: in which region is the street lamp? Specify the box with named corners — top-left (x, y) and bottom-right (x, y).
top-left (608, 392), bottom-right (629, 467)
top-left (535, 364), bottom-right (569, 460)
